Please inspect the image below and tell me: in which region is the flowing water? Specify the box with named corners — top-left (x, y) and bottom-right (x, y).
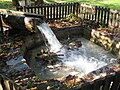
top-left (34, 22), bottom-right (117, 79)
top-left (37, 22), bottom-right (62, 53)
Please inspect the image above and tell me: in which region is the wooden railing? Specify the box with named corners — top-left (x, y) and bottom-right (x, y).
top-left (16, 2), bottom-right (120, 28)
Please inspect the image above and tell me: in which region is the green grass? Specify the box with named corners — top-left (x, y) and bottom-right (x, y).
top-left (0, 0), bottom-right (120, 10)
top-left (0, 0), bottom-right (15, 10)
top-left (45, 0), bottom-right (120, 10)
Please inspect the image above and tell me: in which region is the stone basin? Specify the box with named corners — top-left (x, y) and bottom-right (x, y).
top-left (22, 26), bottom-right (120, 81)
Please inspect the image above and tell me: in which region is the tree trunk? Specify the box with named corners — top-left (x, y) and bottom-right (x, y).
top-left (12, 0), bottom-right (20, 6)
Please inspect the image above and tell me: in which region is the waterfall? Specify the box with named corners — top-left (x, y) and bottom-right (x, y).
top-left (37, 22), bottom-right (62, 53)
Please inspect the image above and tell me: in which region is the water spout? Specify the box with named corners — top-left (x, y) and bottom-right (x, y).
top-left (1, 13), bottom-right (44, 32)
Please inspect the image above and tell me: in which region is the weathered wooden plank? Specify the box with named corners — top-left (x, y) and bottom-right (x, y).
top-left (84, 7), bottom-right (86, 19)
top-left (38, 7), bottom-right (40, 14)
top-left (30, 7), bottom-right (33, 13)
top-left (95, 6), bottom-right (98, 21)
top-left (59, 3), bottom-right (62, 19)
top-left (49, 5), bottom-right (52, 19)
top-left (47, 6), bottom-right (49, 19)
top-left (73, 3), bottom-right (75, 14)
top-left (41, 6), bottom-right (43, 15)
top-left (64, 4), bottom-right (67, 18)
top-left (16, 6), bottom-right (23, 11)
top-left (71, 3), bottom-right (74, 13)
top-left (97, 6), bottom-right (101, 23)
top-left (43, 6), bottom-right (46, 19)
top-left (106, 8), bottom-right (110, 26)
top-left (100, 7), bottom-right (104, 24)
top-left (56, 3), bottom-right (59, 19)
top-left (61, 4), bottom-right (64, 18)
top-left (113, 13), bottom-right (117, 27)
top-left (117, 14), bottom-right (120, 27)
top-left (115, 14), bottom-right (119, 27)
top-left (70, 3), bottom-right (72, 14)
top-left (110, 13), bottom-right (113, 26)
top-left (23, 6), bottom-right (26, 12)
top-left (103, 8), bottom-right (107, 25)
top-left (76, 3), bottom-right (80, 14)
top-left (34, 7), bottom-right (37, 14)
top-left (87, 9), bottom-right (90, 19)
top-left (67, 4), bottom-right (70, 15)
top-left (53, 5), bottom-right (55, 19)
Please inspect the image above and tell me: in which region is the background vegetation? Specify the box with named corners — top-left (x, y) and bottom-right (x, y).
top-left (0, 0), bottom-right (120, 10)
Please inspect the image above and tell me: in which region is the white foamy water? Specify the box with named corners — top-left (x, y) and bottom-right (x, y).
top-left (36, 22), bottom-right (117, 76)
top-left (57, 43), bottom-right (109, 74)
top-left (37, 22), bottom-right (62, 53)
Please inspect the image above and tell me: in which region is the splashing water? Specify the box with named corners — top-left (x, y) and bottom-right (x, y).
top-left (37, 22), bottom-right (117, 75)
top-left (57, 43), bottom-right (110, 74)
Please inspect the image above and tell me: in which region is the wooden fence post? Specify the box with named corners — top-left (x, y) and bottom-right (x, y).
top-left (106, 8), bottom-right (110, 26)
top-left (95, 6), bottom-right (97, 22)
top-left (76, 3), bottom-right (80, 17)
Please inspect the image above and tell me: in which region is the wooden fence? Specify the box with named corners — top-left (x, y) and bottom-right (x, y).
top-left (16, 2), bottom-right (120, 28)
top-left (78, 4), bottom-right (110, 26)
top-left (16, 3), bottom-right (79, 21)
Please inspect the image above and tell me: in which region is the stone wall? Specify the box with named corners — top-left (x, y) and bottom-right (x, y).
top-left (91, 29), bottom-right (120, 58)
